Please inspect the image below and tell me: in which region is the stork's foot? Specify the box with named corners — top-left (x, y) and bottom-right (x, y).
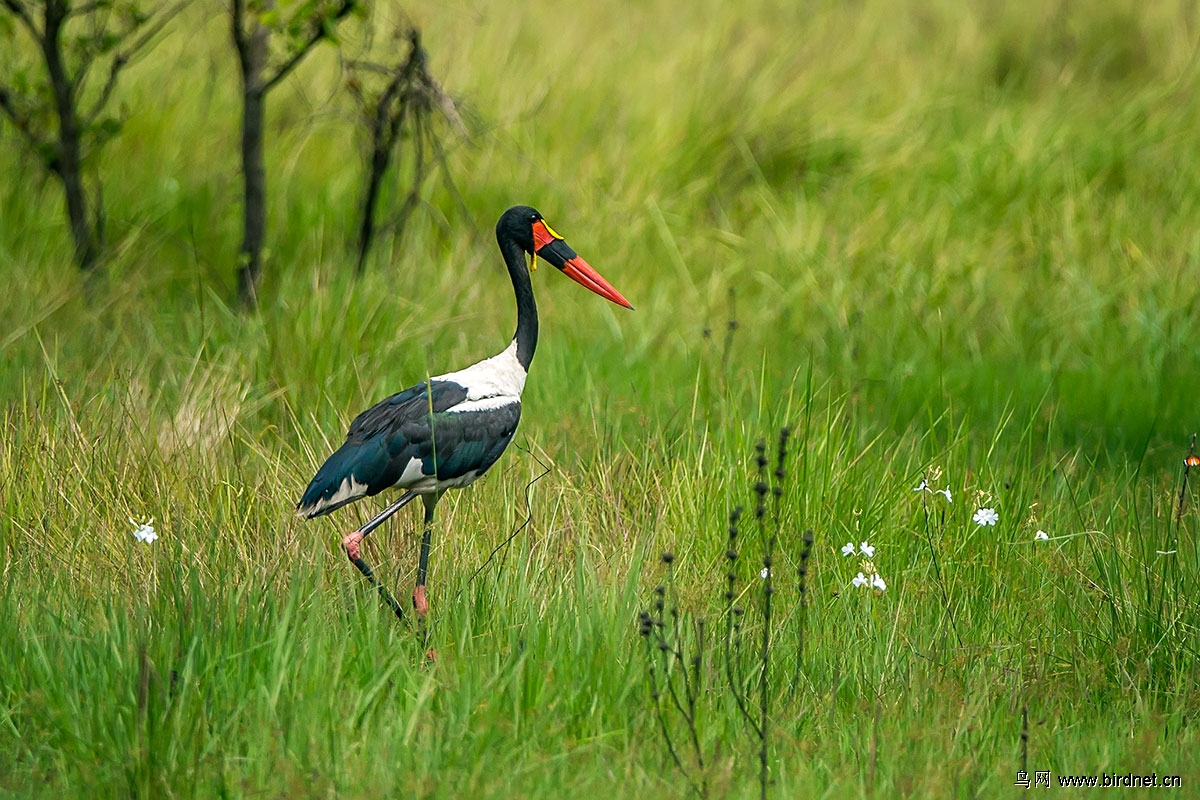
top-left (413, 584), bottom-right (429, 617)
top-left (343, 530), bottom-right (365, 561)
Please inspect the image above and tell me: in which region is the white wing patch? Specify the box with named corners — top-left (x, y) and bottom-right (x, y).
top-left (330, 475), bottom-right (369, 505)
top-left (297, 475), bottom-right (369, 516)
top-left (446, 396), bottom-right (519, 413)
top-left (397, 457), bottom-right (427, 486)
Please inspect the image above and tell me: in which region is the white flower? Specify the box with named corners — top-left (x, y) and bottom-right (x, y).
top-left (841, 542), bottom-right (856, 557)
top-left (859, 541), bottom-right (875, 558)
top-left (760, 567), bottom-right (770, 579)
top-left (1034, 530), bottom-right (1049, 541)
top-left (130, 517), bottom-right (158, 544)
top-left (913, 479), bottom-right (929, 493)
top-left (852, 572), bottom-right (869, 588)
top-left (870, 574), bottom-right (887, 592)
top-left (972, 507), bottom-right (999, 527)
top-left (937, 487), bottom-right (952, 503)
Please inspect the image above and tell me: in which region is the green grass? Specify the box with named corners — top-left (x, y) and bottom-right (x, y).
top-left (3, 0), bottom-right (1200, 796)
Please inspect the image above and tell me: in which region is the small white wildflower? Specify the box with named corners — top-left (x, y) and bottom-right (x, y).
top-left (852, 572), bottom-right (869, 588)
top-left (870, 574), bottom-right (887, 592)
top-left (913, 479), bottom-right (929, 493)
top-left (1156, 550), bottom-right (1177, 556)
top-left (937, 487), bottom-right (952, 503)
top-left (841, 542), bottom-right (856, 557)
top-left (859, 541), bottom-right (875, 558)
top-left (129, 517), bottom-right (158, 544)
top-left (1034, 530), bottom-right (1049, 541)
top-left (760, 567), bottom-right (770, 579)
top-left (972, 507), bottom-right (999, 527)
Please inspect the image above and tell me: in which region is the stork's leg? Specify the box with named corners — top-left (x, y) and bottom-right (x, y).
top-left (413, 492), bottom-right (441, 617)
top-left (344, 491), bottom-right (419, 622)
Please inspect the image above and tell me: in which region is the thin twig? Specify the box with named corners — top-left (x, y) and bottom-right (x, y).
top-left (84, 0), bottom-right (190, 126)
top-left (0, 87), bottom-right (48, 151)
top-left (645, 640), bottom-right (702, 798)
top-left (458, 442), bottom-right (549, 591)
top-left (0, 0), bottom-right (38, 36)
top-left (262, 0), bottom-right (357, 92)
top-left (662, 557), bottom-right (705, 787)
top-left (920, 486), bottom-right (963, 647)
top-left (754, 440), bottom-right (772, 800)
top-left (229, 0), bottom-right (247, 53)
top-left (723, 507), bottom-right (763, 738)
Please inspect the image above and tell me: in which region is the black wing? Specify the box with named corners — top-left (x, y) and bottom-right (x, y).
top-left (297, 380), bottom-right (521, 517)
top-left (297, 380), bottom-right (467, 517)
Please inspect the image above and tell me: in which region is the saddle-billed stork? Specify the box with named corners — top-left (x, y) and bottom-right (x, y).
top-left (297, 205), bottom-right (633, 621)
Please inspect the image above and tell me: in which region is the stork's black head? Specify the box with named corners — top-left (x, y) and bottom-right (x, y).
top-left (496, 205), bottom-right (543, 254)
top-left (494, 205), bottom-right (634, 309)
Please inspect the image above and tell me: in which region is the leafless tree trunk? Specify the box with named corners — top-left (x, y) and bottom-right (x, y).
top-left (0, 0), bottom-right (180, 271)
top-left (232, 1), bottom-right (269, 306)
top-left (346, 26), bottom-right (467, 274)
top-left (39, 1), bottom-right (98, 268)
top-left (227, 0), bottom-right (358, 307)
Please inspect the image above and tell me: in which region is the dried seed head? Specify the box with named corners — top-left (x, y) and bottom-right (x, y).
top-left (657, 640), bottom-right (669, 652)
top-left (763, 555), bottom-right (773, 568)
top-left (755, 481), bottom-right (768, 497)
top-left (654, 585), bottom-right (665, 597)
top-left (726, 549), bottom-right (738, 561)
top-left (724, 591), bottom-right (734, 601)
top-left (776, 428), bottom-right (790, 468)
top-left (733, 605), bottom-right (744, 616)
top-left (661, 552), bottom-right (675, 565)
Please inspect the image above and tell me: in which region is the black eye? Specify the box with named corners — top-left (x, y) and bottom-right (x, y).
top-left (530, 213), bottom-right (539, 221)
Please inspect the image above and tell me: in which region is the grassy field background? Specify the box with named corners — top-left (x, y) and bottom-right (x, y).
top-left (3, 0), bottom-right (1200, 796)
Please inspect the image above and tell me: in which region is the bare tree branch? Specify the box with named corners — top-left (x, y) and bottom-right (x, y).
top-left (84, 52), bottom-right (127, 123)
top-left (1, 0), bottom-right (181, 271)
top-left (66, 1), bottom-right (112, 16)
top-left (229, 0), bottom-right (246, 54)
top-left (0, 85), bottom-right (50, 153)
top-left (84, 0), bottom-right (188, 125)
top-left (261, 0), bottom-right (355, 92)
top-left (0, 0), bottom-right (39, 37)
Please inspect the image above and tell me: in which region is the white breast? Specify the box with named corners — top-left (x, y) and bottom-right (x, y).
top-left (435, 340), bottom-right (527, 406)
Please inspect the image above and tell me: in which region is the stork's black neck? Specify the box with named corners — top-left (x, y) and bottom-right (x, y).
top-left (501, 236), bottom-right (537, 371)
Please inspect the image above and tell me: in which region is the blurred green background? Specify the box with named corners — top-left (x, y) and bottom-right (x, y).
top-left (2, 0), bottom-right (1199, 797)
